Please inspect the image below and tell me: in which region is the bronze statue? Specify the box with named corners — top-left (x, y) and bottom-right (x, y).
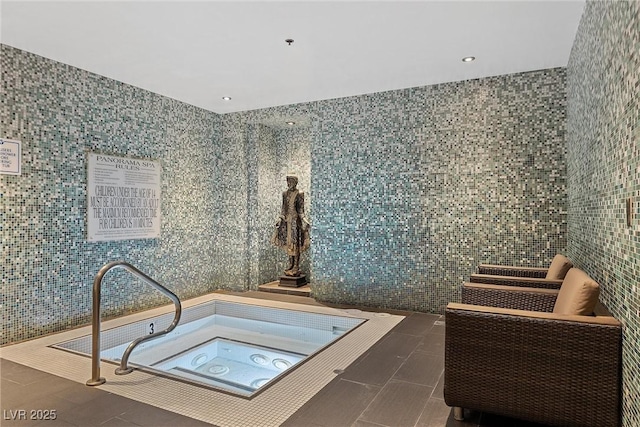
top-left (271, 175), bottom-right (310, 277)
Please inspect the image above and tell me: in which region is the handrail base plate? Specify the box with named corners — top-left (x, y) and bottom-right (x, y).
top-left (115, 367), bottom-right (134, 375)
top-left (86, 377), bottom-right (106, 386)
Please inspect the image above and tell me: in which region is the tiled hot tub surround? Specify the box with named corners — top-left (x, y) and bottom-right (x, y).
top-left (0, 293), bottom-right (403, 427)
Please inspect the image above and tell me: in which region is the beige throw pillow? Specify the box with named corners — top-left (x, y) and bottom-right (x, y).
top-left (553, 268), bottom-right (600, 315)
top-left (545, 254), bottom-right (573, 280)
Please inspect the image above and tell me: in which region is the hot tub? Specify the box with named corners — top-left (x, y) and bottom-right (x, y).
top-left (53, 299), bottom-right (365, 397)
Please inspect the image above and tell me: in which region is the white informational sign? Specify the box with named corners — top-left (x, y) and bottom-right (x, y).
top-left (87, 152), bottom-right (161, 242)
top-left (0, 138), bottom-right (22, 175)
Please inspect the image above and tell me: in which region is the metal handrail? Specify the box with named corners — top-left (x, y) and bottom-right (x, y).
top-left (86, 261), bottom-right (182, 386)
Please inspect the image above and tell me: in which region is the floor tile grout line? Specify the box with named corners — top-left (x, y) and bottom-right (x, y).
top-left (411, 316), bottom-right (448, 427)
top-left (351, 331), bottom-right (420, 426)
top-left (353, 315), bottom-right (439, 427)
top-left (428, 371), bottom-right (445, 400)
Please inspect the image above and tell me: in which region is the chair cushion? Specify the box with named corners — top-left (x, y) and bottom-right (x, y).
top-left (553, 268), bottom-right (600, 315)
top-left (545, 254), bottom-right (573, 279)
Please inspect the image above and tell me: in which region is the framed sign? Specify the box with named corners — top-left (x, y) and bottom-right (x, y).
top-left (87, 152), bottom-right (161, 242)
top-left (0, 138), bottom-right (21, 175)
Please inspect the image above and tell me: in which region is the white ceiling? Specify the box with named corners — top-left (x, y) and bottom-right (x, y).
top-left (1, 1), bottom-right (585, 114)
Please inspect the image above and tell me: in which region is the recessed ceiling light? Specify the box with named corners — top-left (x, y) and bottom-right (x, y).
top-left (222, 96), bottom-right (231, 101)
top-left (462, 56), bottom-right (476, 62)
top-left (286, 121), bottom-right (295, 126)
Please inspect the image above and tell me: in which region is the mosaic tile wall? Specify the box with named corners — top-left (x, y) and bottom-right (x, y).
top-left (0, 45), bottom-right (245, 345)
top-left (307, 69), bottom-right (568, 312)
top-left (566, 1), bottom-right (640, 426)
top-left (223, 69), bottom-right (567, 313)
top-left (1, 42), bottom-right (567, 345)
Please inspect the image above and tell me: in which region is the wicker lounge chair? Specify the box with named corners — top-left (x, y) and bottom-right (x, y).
top-left (444, 268), bottom-right (621, 427)
top-left (470, 254), bottom-right (573, 289)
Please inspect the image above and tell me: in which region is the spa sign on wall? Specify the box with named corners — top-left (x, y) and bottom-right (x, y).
top-left (87, 152), bottom-right (161, 242)
top-left (0, 138), bottom-right (21, 175)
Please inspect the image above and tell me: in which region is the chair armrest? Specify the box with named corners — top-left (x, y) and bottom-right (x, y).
top-left (469, 274), bottom-right (563, 289)
top-left (462, 282), bottom-right (559, 311)
top-left (444, 304), bottom-right (622, 427)
top-left (446, 302), bottom-right (621, 326)
top-left (477, 264), bottom-right (548, 278)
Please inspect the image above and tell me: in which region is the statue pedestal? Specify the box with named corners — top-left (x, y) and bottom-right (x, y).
top-left (279, 274), bottom-right (307, 288)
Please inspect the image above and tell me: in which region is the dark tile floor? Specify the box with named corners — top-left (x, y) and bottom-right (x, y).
top-left (1, 292), bottom-right (549, 427)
